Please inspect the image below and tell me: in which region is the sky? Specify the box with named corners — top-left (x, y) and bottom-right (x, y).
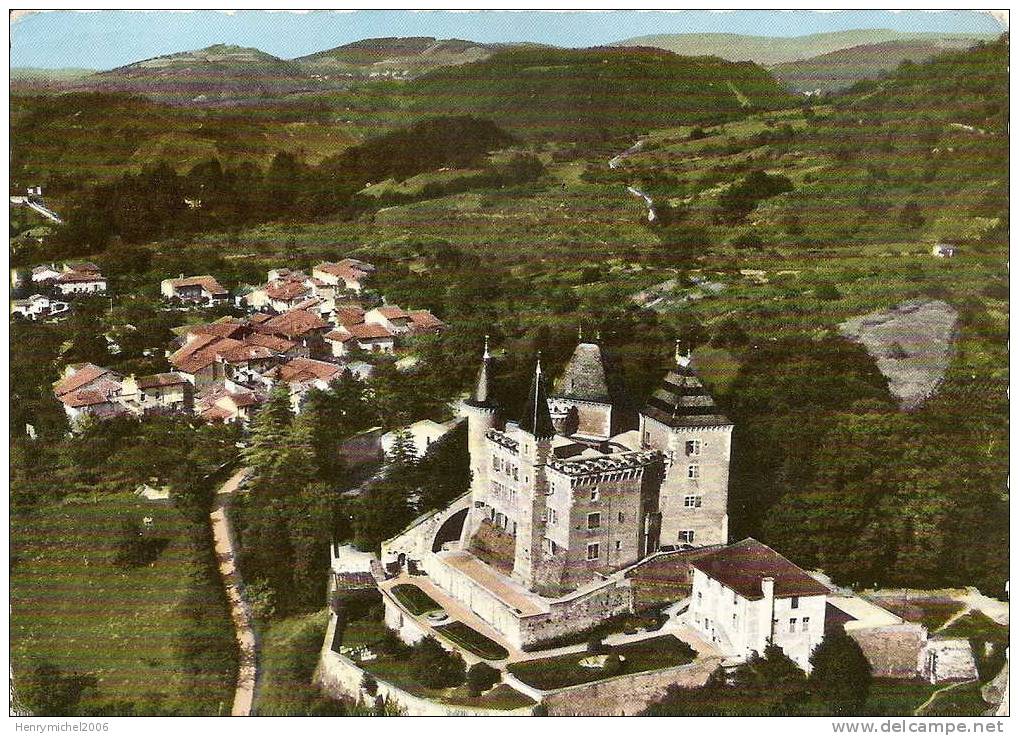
top-left (10, 9), bottom-right (1005, 70)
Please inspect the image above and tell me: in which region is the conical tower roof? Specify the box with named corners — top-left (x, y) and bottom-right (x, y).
top-left (642, 345), bottom-right (731, 428)
top-left (552, 341), bottom-right (613, 404)
top-left (465, 336), bottom-right (496, 409)
top-left (519, 356), bottom-right (555, 439)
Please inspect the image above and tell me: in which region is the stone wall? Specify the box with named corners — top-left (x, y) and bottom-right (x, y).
top-left (519, 578), bottom-right (633, 649)
top-left (541, 657), bottom-right (720, 716)
top-left (849, 623), bottom-right (928, 678)
top-left (921, 639), bottom-right (979, 683)
top-left (381, 492), bottom-right (471, 565)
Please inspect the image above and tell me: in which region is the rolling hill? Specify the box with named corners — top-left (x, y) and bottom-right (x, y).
top-left (86, 44), bottom-right (319, 105)
top-left (294, 36), bottom-right (507, 80)
top-left (770, 37), bottom-right (992, 94)
top-left (613, 29), bottom-right (997, 66)
top-left (404, 46), bottom-right (797, 140)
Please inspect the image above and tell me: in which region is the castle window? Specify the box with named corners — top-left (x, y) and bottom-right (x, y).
top-left (802, 617), bottom-right (810, 632)
top-left (789, 618), bottom-right (797, 633)
top-left (687, 464), bottom-right (700, 479)
top-left (587, 512), bottom-right (601, 530)
top-left (643, 430), bottom-right (650, 446)
top-left (618, 512), bottom-right (624, 523)
top-left (686, 439), bottom-right (701, 456)
top-left (512, 467), bottom-right (518, 481)
top-left (679, 530), bottom-right (695, 544)
top-left (492, 457), bottom-right (500, 471)
top-left (615, 540), bottom-right (621, 552)
top-left (684, 495), bottom-right (702, 508)
top-left (590, 488), bottom-right (599, 502)
top-left (548, 508), bottom-right (558, 526)
top-left (586, 543), bottom-right (600, 561)
top-left (791, 596), bottom-right (799, 609)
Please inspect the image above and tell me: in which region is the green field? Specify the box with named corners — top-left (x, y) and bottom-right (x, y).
top-left (255, 609), bottom-right (340, 715)
top-left (10, 494), bottom-right (236, 715)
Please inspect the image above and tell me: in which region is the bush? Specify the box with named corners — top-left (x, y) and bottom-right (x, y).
top-left (731, 231), bottom-right (765, 250)
top-left (602, 653), bottom-right (623, 676)
top-left (466, 662), bottom-right (501, 696)
top-left (814, 283), bottom-right (841, 301)
top-left (808, 630), bottom-right (872, 716)
top-left (361, 672), bottom-right (378, 697)
top-left (409, 636), bottom-right (465, 689)
top-left (587, 634), bottom-right (606, 654)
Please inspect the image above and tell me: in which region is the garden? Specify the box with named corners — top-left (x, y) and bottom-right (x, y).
top-left (508, 635), bottom-right (697, 690)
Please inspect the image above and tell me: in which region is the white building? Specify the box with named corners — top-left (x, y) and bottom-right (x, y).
top-left (11, 294), bottom-right (69, 320)
top-left (160, 275), bottom-right (229, 305)
top-left (54, 271), bottom-right (107, 295)
top-left (381, 419), bottom-right (459, 459)
top-left (688, 538), bottom-right (830, 672)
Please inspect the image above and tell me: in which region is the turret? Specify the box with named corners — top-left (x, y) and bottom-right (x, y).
top-left (512, 355), bottom-right (555, 590)
top-left (463, 335), bottom-right (498, 498)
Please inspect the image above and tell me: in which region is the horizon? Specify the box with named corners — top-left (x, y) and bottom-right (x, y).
top-left (10, 9), bottom-right (1005, 70)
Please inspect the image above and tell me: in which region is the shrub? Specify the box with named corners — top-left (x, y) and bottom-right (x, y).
top-left (466, 662), bottom-right (501, 696)
top-left (814, 283), bottom-right (841, 301)
top-left (533, 702), bottom-right (549, 716)
top-left (731, 231), bottom-right (765, 250)
top-left (410, 636), bottom-right (465, 689)
top-left (587, 634), bottom-right (605, 654)
top-left (808, 629), bottom-right (872, 716)
top-left (602, 653), bottom-right (623, 676)
top-left (361, 672), bottom-right (378, 697)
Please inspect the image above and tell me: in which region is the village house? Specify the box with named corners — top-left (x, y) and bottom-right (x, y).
top-left (119, 372), bottom-right (193, 414)
top-left (160, 275), bottom-right (229, 305)
top-left (52, 363), bottom-right (126, 423)
top-left (364, 305), bottom-right (447, 336)
top-left (324, 322), bottom-right (396, 358)
top-left (11, 293), bottom-right (69, 320)
top-left (312, 258), bottom-right (375, 294)
top-left (263, 356), bottom-right (344, 412)
top-left (30, 263), bottom-right (62, 283)
top-left (52, 264), bottom-right (107, 295)
top-left (195, 381), bottom-right (268, 424)
top-left (688, 538), bottom-right (830, 672)
top-left (253, 309), bottom-right (330, 358)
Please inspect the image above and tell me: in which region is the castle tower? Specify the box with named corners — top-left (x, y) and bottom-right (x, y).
top-left (638, 341), bottom-right (733, 550)
top-left (549, 339), bottom-right (617, 442)
top-left (511, 356), bottom-right (555, 591)
top-left (460, 337), bottom-right (499, 544)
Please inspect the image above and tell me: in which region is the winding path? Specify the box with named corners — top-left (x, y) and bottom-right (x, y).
top-left (610, 140), bottom-right (657, 221)
top-left (210, 468), bottom-right (257, 716)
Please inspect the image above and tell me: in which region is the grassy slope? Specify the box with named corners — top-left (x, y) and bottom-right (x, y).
top-left (255, 609), bottom-right (330, 715)
top-left (10, 494), bottom-right (235, 714)
top-left (405, 46), bottom-right (796, 140)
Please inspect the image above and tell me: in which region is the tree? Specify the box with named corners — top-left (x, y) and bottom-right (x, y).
top-left (361, 672), bottom-right (378, 697)
top-left (409, 636), bottom-right (465, 689)
top-left (808, 629), bottom-right (872, 715)
top-left (466, 662), bottom-right (500, 696)
top-left (731, 643), bottom-right (805, 692)
top-left (730, 231), bottom-right (765, 250)
top-left (16, 661), bottom-right (97, 715)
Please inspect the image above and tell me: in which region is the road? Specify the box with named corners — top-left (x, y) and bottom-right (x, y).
top-left (609, 140), bottom-right (657, 222)
top-left (210, 468), bottom-right (257, 717)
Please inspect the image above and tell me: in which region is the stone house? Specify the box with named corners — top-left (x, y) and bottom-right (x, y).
top-left (160, 275), bottom-right (229, 305)
top-left (325, 322), bottom-right (395, 358)
top-left (312, 259), bottom-right (375, 294)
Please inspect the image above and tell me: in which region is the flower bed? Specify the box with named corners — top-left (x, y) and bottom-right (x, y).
top-left (434, 621), bottom-right (509, 660)
top-left (390, 583), bottom-right (442, 616)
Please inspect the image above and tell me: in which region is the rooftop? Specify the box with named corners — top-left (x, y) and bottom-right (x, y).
top-left (552, 341), bottom-right (613, 404)
top-left (642, 360), bottom-right (732, 429)
top-left (547, 448), bottom-right (663, 477)
top-left (690, 538), bottom-right (830, 601)
top-left (167, 275), bottom-right (228, 295)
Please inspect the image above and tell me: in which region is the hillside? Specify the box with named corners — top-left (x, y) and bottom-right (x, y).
top-left (613, 29), bottom-right (997, 66)
top-left (770, 37), bottom-right (990, 94)
top-left (404, 46), bottom-right (797, 140)
top-left (295, 36), bottom-right (504, 80)
top-left (87, 44), bottom-right (320, 105)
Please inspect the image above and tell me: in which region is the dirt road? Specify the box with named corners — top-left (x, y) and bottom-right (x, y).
top-left (210, 468), bottom-right (256, 716)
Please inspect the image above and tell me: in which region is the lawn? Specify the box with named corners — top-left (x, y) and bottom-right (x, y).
top-left (863, 679), bottom-right (941, 716)
top-left (936, 611), bottom-right (1008, 642)
top-left (920, 681), bottom-right (990, 717)
top-left (9, 494), bottom-right (236, 715)
top-left (508, 635), bottom-right (697, 690)
top-left (434, 621), bottom-right (509, 661)
top-left (390, 583), bottom-right (442, 616)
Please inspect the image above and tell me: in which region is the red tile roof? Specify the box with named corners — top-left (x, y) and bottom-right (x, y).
top-left (265, 280), bottom-right (310, 301)
top-left (326, 323), bottom-right (394, 342)
top-left (217, 343), bottom-right (276, 364)
top-left (376, 305), bottom-right (411, 320)
top-left (135, 372), bottom-right (189, 389)
top-left (243, 332), bottom-right (296, 354)
top-left (187, 320), bottom-right (247, 340)
top-left (56, 271), bottom-right (105, 283)
top-left (334, 306), bottom-right (366, 327)
top-left (408, 310), bottom-right (446, 331)
top-left (315, 261), bottom-right (372, 285)
top-left (256, 309), bottom-right (328, 338)
top-left (690, 538), bottom-right (830, 601)
top-left (274, 357), bottom-right (342, 384)
top-left (54, 363), bottom-right (113, 397)
top-left (169, 275), bottom-right (228, 295)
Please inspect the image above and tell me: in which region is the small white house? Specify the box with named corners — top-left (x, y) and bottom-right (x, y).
top-left (54, 271), bottom-right (107, 295)
top-left (11, 294), bottom-right (69, 320)
top-left (932, 244), bottom-right (956, 258)
top-left (689, 538), bottom-right (830, 672)
top-left (380, 419), bottom-right (458, 459)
